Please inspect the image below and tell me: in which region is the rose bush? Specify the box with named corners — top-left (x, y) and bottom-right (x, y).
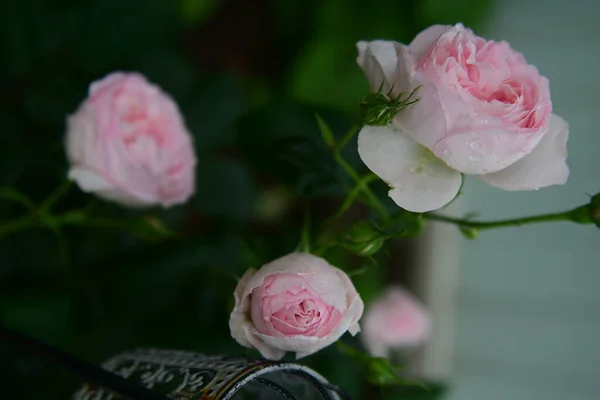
top-left (361, 286), bottom-right (431, 358)
top-left (65, 72), bottom-right (196, 208)
top-left (229, 252), bottom-right (364, 360)
top-left (357, 23), bottom-right (569, 212)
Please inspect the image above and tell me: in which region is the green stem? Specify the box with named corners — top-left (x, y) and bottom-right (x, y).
top-left (39, 180), bottom-right (72, 213)
top-left (296, 204), bottom-right (312, 253)
top-left (425, 210), bottom-right (575, 230)
top-left (0, 215), bottom-right (37, 238)
top-left (334, 124), bottom-right (361, 153)
top-left (332, 128), bottom-right (388, 222)
top-left (335, 173), bottom-right (379, 219)
top-left (0, 187), bottom-right (37, 213)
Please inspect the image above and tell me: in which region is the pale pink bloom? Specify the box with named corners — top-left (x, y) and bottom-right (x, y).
top-left (229, 252), bottom-right (364, 360)
top-left (65, 72), bottom-right (196, 208)
top-left (357, 24), bottom-right (569, 212)
top-left (361, 286), bottom-right (431, 358)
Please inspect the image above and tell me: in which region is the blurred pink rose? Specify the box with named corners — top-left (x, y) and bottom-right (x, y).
top-left (65, 72), bottom-right (196, 208)
top-left (357, 24), bottom-right (569, 212)
top-left (229, 252), bottom-right (364, 360)
top-left (361, 286), bottom-right (431, 358)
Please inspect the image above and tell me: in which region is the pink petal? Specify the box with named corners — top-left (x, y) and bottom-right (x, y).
top-left (408, 25), bottom-right (453, 61)
top-left (361, 286), bottom-right (431, 358)
top-left (254, 294), bottom-right (363, 359)
top-left (67, 168), bottom-right (153, 207)
top-left (480, 114), bottom-right (569, 190)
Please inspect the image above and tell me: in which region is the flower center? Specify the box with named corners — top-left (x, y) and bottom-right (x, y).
top-left (117, 96), bottom-right (168, 148)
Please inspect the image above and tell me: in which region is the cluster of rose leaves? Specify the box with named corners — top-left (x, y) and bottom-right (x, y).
top-left (44, 22), bottom-right (599, 383)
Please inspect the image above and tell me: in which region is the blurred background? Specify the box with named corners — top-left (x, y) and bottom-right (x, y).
top-left (1, 0), bottom-right (598, 399)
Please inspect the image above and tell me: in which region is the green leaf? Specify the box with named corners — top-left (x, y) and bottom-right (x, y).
top-left (178, 0), bottom-right (221, 24)
top-left (459, 226), bottom-right (479, 239)
top-left (183, 73), bottom-right (244, 152)
top-left (315, 113), bottom-right (335, 147)
top-left (192, 158), bottom-right (258, 221)
top-left (0, 292), bottom-right (74, 348)
top-left (235, 101), bottom-right (349, 197)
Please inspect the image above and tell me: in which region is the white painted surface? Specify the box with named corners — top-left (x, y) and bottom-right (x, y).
top-left (447, 1), bottom-right (600, 399)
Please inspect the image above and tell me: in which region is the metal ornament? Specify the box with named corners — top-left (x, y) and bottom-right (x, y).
top-left (72, 348), bottom-right (350, 400)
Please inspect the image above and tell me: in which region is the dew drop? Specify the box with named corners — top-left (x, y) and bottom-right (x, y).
top-left (470, 132), bottom-right (480, 138)
top-left (442, 148), bottom-right (450, 156)
top-left (408, 164), bottom-right (426, 174)
top-left (469, 140), bottom-right (483, 150)
top-left (467, 155), bottom-right (481, 162)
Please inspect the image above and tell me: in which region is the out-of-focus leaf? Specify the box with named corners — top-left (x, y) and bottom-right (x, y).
top-left (287, 0), bottom-right (420, 112)
top-left (0, 292), bottom-right (74, 347)
top-left (179, 0), bottom-right (221, 25)
top-left (192, 158), bottom-right (258, 220)
top-left (236, 101), bottom-right (353, 197)
top-left (418, 0), bottom-right (494, 29)
top-left (183, 73), bottom-right (244, 152)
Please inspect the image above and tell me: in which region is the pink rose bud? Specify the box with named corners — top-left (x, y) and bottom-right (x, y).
top-left (65, 72), bottom-right (196, 208)
top-left (361, 286), bottom-right (431, 358)
top-left (229, 252), bottom-right (364, 360)
top-left (357, 24), bottom-right (569, 212)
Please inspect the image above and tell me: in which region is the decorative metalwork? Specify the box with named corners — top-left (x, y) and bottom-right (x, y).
top-left (72, 348), bottom-right (350, 400)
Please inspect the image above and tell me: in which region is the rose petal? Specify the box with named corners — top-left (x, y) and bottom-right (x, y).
top-left (231, 269), bottom-right (264, 344)
top-left (392, 75), bottom-right (449, 150)
top-left (480, 114), bottom-right (569, 190)
top-left (357, 125), bottom-right (462, 212)
top-left (357, 41), bottom-right (397, 92)
top-left (241, 253), bottom-right (349, 312)
top-left (67, 168), bottom-right (153, 207)
top-left (408, 25), bottom-right (454, 61)
top-left (432, 123), bottom-right (546, 175)
top-left (243, 322), bottom-right (286, 361)
top-left (361, 286), bottom-right (431, 358)
top-left (229, 313), bottom-right (252, 348)
top-left (333, 269), bottom-right (363, 333)
top-left (233, 268), bottom-right (257, 312)
top-left (254, 294), bottom-right (363, 359)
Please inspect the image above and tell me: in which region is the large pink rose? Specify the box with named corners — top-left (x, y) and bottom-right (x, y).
top-left (65, 72), bottom-right (196, 208)
top-left (229, 252), bottom-right (364, 360)
top-left (357, 24), bottom-right (569, 212)
top-left (361, 286), bottom-right (431, 358)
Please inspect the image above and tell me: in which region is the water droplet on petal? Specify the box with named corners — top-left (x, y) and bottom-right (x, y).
top-left (470, 132), bottom-right (480, 138)
top-left (469, 140), bottom-right (483, 150)
top-left (467, 155), bottom-right (481, 162)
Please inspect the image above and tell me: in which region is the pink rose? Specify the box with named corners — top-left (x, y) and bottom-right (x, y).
top-left (361, 286), bottom-right (431, 358)
top-left (229, 252), bottom-right (364, 360)
top-left (357, 24), bottom-right (569, 212)
top-left (65, 72), bottom-right (196, 208)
